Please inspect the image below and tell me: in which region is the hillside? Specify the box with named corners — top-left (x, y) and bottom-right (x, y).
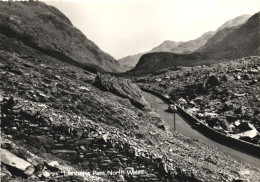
top-left (2, 50), bottom-right (260, 181)
top-left (0, 1), bottom-right (122, 73)
top-left (136, 56), bottom-right (260, 146)
top-left (170, 31), bottom-right (214, 54)
top-left (216, 14), bottom-right (251, 31)
top-left (118, 53), bottom-right (144, 72)
top-left (127, 52), bottom-right (210, 76)
top-left (150, 40), bottom-right (182, 52)
top-left (119, 31), bottom-right (213, 72)
top-left (128, 13), bottom-right (258, 76)
top-left (119, 14), bottom-right (251, 71)
top-left (198, 26), bottom-right (239, 53)
top-left (200, 12), bottom-right (260, 59)
top-left (1, 1), bottom-right (260, 181)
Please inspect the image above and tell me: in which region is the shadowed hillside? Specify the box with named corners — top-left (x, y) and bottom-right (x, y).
top-left (200, 12), bottom-right (260, 59)
top-left (0, 1), bottom-right (122, 73)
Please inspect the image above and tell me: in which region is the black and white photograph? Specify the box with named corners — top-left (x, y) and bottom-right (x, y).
top-left (0, 0), bottom-right (259, 181)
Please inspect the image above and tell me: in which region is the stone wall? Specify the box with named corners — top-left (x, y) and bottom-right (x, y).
top-left (176, 106), bottom-right (260, 158)
top-left (140, 87), bottom-right (260, 158)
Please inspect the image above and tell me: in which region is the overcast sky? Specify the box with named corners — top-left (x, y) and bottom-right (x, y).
top-left (45, 0), bottom-right (259, 59)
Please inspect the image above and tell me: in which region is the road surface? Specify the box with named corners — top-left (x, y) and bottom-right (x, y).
top-left (143, 91), bottom-right (260, 169)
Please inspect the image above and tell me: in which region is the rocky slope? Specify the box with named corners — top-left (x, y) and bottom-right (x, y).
top-left (118, 53), bottom-right (145, 72)
top-left (216, 14), bottom-right (251, 31)
top-left (0, 1), bottom-right (122, 73)
top-left (127, 52), bottom-right (208, 76)
top-left (128, 12), bottom-right (258, 76)
top-left (170, 31), bottom-right (214, 54)
top-left (197, 26), bottom-right (239, 53)
top-left (199, 12), bottom-right (260, 59)
top-left (119, 32), bottom-right (213, 72)
top-left (136, 56), bottom-right (260, 145)
top-left (2, 49), bottom-right (260, 181)
top-left (119, 14), bottom-right (251, 71)
top-left (150, 40), bottom-right (182, 52)
top-left (1, 2), bottom-right (260, 181)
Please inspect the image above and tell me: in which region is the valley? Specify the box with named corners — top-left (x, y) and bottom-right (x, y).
top-left (0, 1), bottom-right (259, 182)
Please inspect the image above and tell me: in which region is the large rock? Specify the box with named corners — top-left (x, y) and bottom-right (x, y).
top-left (205, 75), bottom-right (221, 88)
top-left (1, 149), bottom-right (35, 176)
top-left (94, 73), bottom-right (151, 110)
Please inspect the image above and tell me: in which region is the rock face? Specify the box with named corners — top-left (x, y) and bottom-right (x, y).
top-left (119, 14), bottom-right (251, 71)
top-left (0, 1), bottom-right (122, 73)
top-left (94, 73), bottom-right (151, 110)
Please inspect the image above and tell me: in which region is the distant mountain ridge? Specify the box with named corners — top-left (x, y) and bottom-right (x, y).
top-left (200, 12), bottom-right (259, 59)
top-left (216, 14), bottom-right (251, 31)
top-left (170, 31), bottom-right (215, 54)
top-left (0, 1), bottom-right (122, 73)
top-left (128, 12), bottom-right (259, 76)
top-left (150, 40), bottom-right (182, 52)
top-left (119, 14), bottom-right (251, 71)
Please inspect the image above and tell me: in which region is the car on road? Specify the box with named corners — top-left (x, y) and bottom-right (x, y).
top-left (168, 104), bottom-right (178, 113)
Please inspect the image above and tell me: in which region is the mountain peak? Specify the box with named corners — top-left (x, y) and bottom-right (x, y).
top-left (217, 14), bottom-right (251, 31)
top-left (150, 40), bottom-right (181, 52)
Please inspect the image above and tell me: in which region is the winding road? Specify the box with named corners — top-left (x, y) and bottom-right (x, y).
top-left (143, 91), bottom-right (260, 169)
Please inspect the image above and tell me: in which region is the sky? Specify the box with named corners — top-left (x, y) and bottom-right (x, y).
top-left (45, 0), bottom-right (259, 59)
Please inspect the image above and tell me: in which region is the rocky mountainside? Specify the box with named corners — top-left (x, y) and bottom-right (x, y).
top-left (118, 53), bottom-right (145, 72)
top-left (119, 32), bottom-right (213, 72)
top-left (127, 52), bottom-right (208, 76)
top-left (1, 50), bottom-right (260, 181)
top-left (216, 14), bottom-right (251, 31)
top-left (199, 12), bottom-right (260, 59)
top-left (128, 12), bottom-right (258, 76)
top-left (136, 56), bottom-right (260, 145)
top-left (169, 31), bottom-right (214, 54)
top-left (197, 26), bottom-right (239, 53)
top-left (150, 40), bottom-right (182, 52)
top-left (0, 1), bottom-right (122, 73)
top-left (119, 14), bottom-right (251, 71)
top-left (1, 2), bottom-right (260, 181)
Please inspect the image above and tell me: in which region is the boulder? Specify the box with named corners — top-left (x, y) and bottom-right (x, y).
top-left (234, 106), bottom-right (246, 115)
top-left (78, 86), bottom-right (90, 92)
top-left (94, 73), bottom-right (151, 110)
top-left (1, 149), bottom-right (35, 176)
top-left (232, 129), bottom-right (258, 139)
top-left (205, 75), bottom-right (221, 88)
top-left (226, 115), bottom-right (238, 122)
top-left (194, 96), bottom-right (204, 104)
top-left (222, 102), bottom-right (233, 111)
top-left (237, 122), bottom-right (256, 132)
top-left (206, 118), bottom-right (218, 128)
top-left (221, 74), bottom-right (234, 81)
